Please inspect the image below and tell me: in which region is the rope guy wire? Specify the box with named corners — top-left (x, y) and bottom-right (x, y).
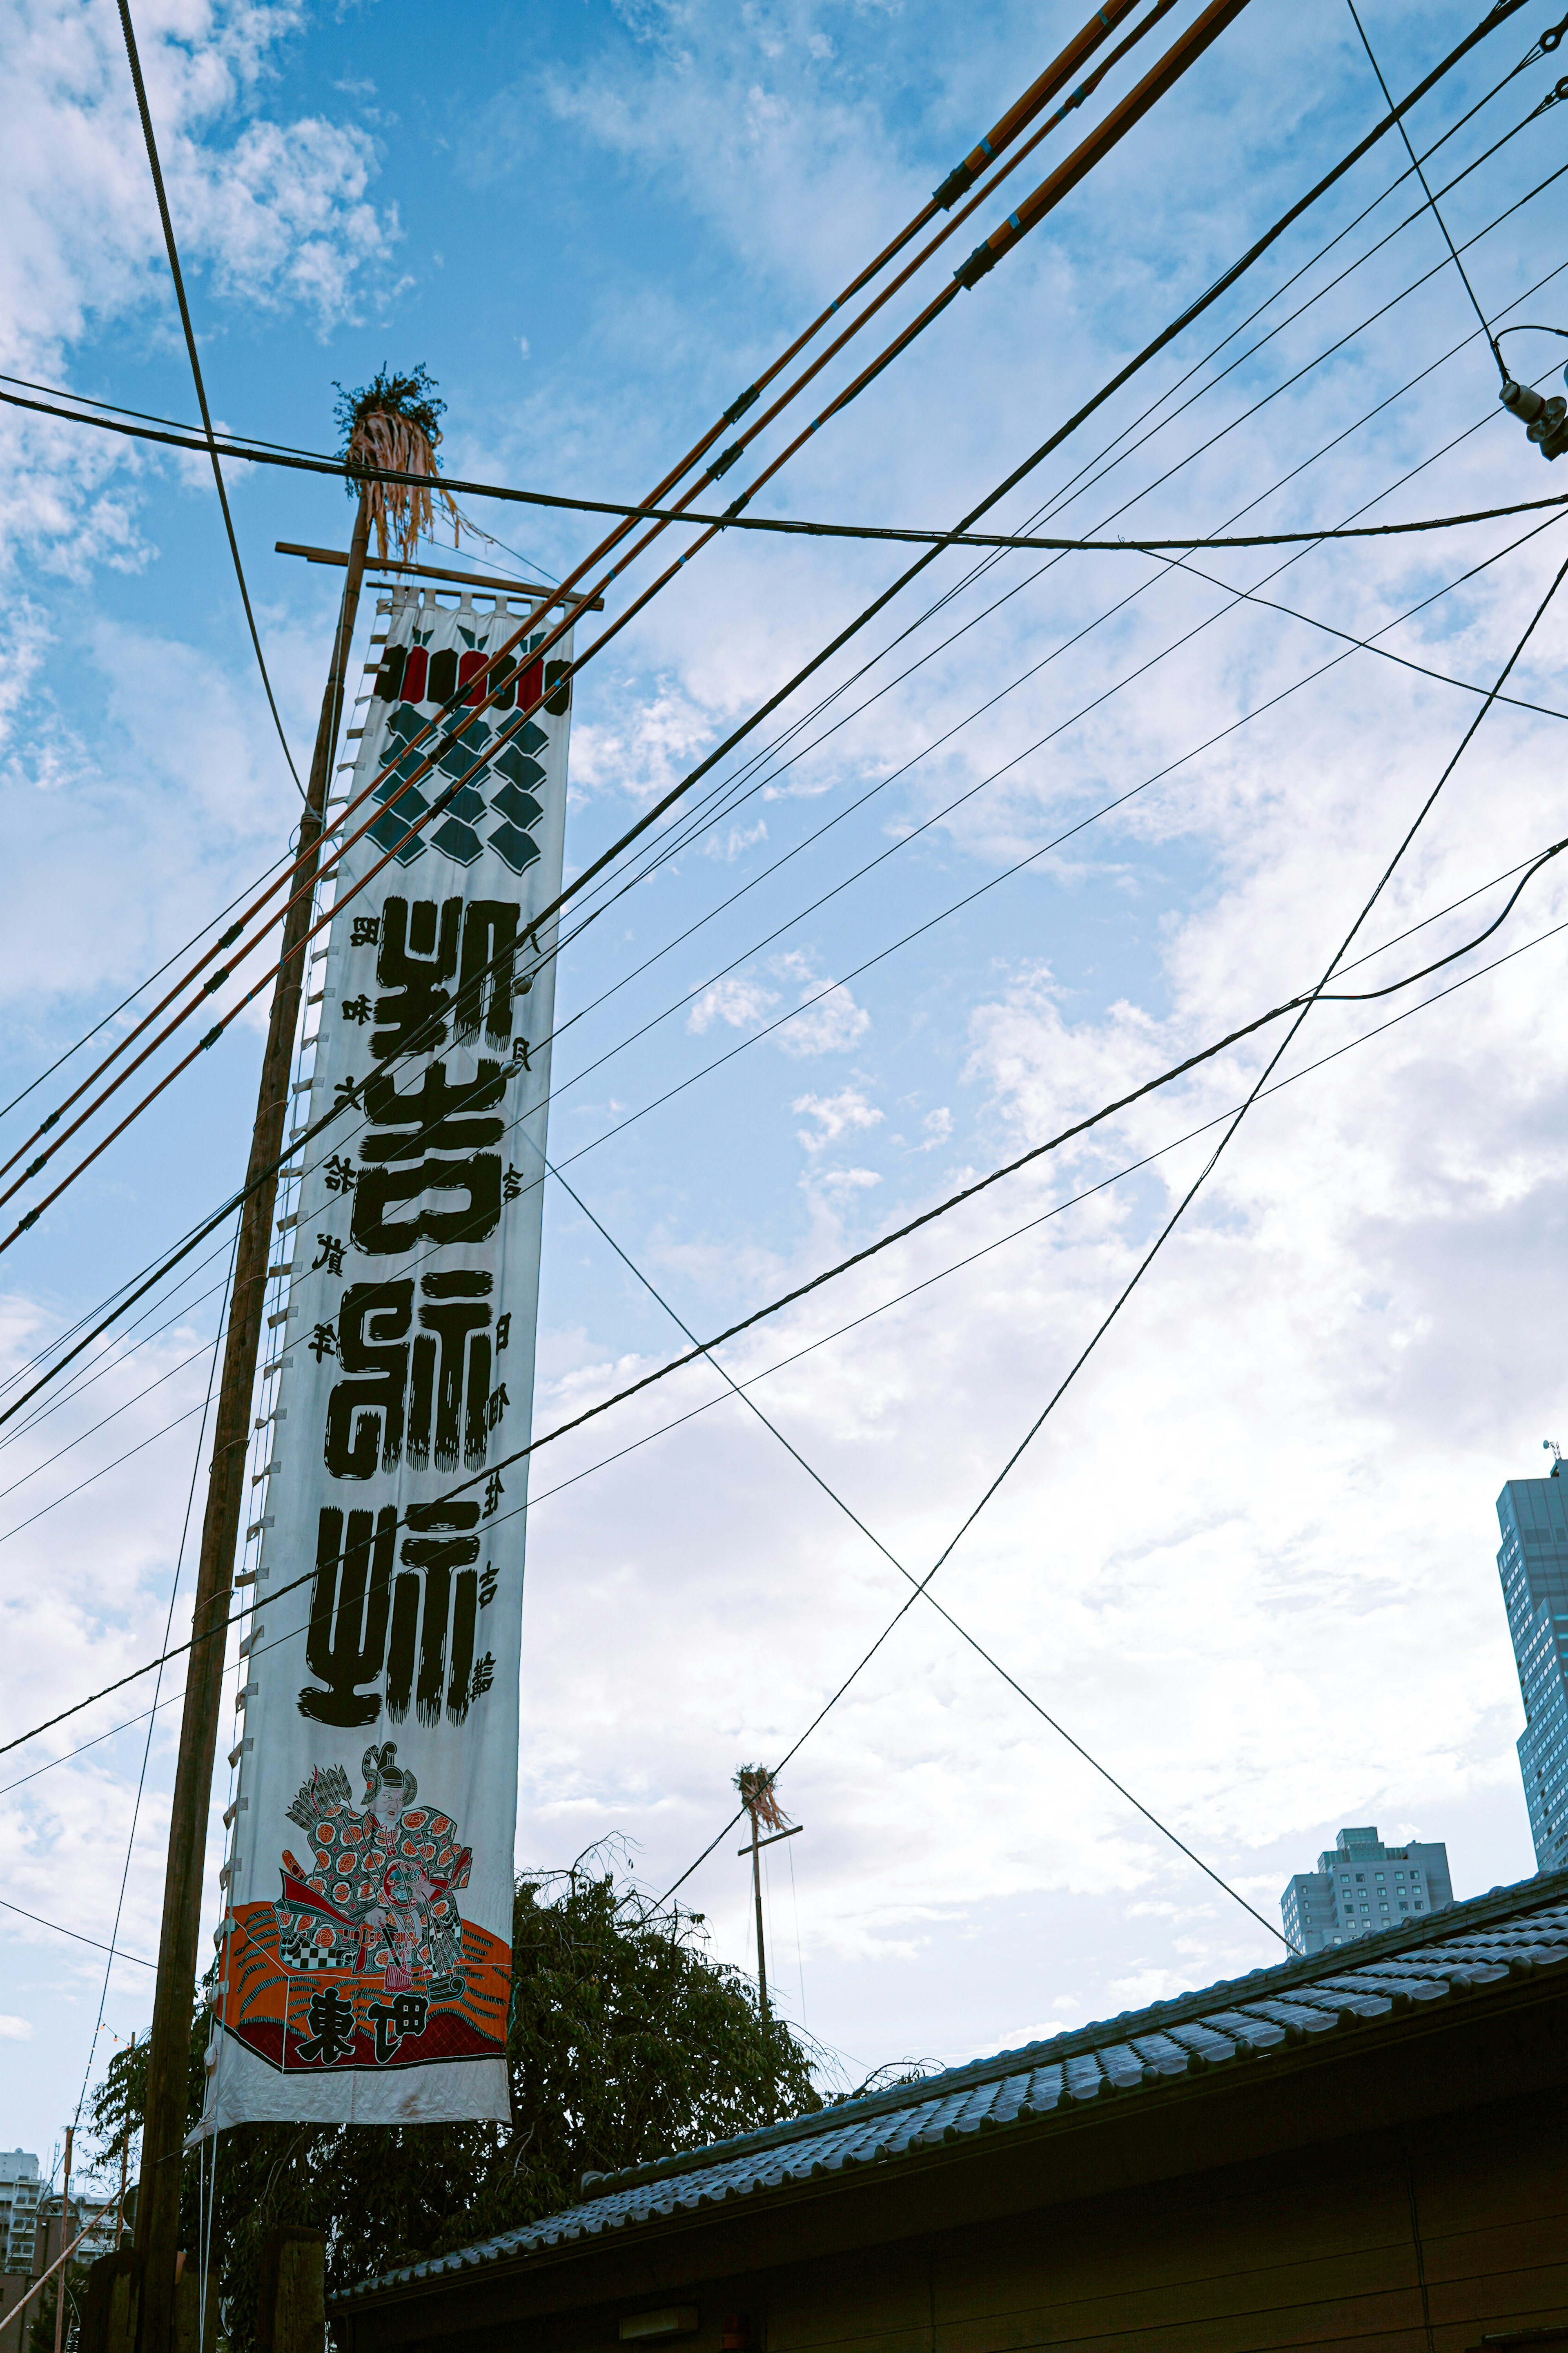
top-left (10, 873), bottom-right (1568, 1827)
top-left (0, 2), bottom-right (1537, 1236)
top-left (14, 616), bottom-right (1568, 1780)
top-left (1348, 0), bottom-right (1510, 379)
top-left (0, 1894), bottom-right (154, 1967)
top-left (113, 0), bottom-right (303, 797)
top-left (655, 546), bottom-right (1568, 1909)
top-left (69, 1226), bottom-right (234, 2131)
top-left (550, 1154), bottom-right (1298, 1952)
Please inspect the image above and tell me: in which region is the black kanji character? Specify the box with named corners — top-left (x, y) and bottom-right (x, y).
top-left (341, 994), bottom-right (373, 1025)
top-left (309, 1322), bottom-right (338, 1364)
top-left (323, 1155), bottom-right (357, 1193)
top-left (478, 1561), bottom-right (497, 1608)
top-left (495, 1313), bottom-right (511, 1353)
top-left (298, 1983), bottom-right (357, 2065)
top-left (365, 1992), bottom-right (429, 2063)
top-left (334, 1075), bottom-right (362, 1111)
top-left (470, 1652), bottom-right (496, 1702)
top-left (311, 1233), bottom-right (345, 1277)
top-left (486, 1383), bottom-right (509, 1432)
top-left (482, 1472), bottom-right (503, 1519)
top-left (350, 916), bottom-right (380, 947)
top-left (502, 1165), bottom-right (522, 1202)
top-left (512, 1036), bottom-right (530, 1071)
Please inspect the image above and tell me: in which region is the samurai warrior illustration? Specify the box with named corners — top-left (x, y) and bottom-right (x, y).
top-left (277, 1742), bottom-right (472, 1995)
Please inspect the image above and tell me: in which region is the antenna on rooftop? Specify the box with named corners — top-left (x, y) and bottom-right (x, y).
top-left (1545, 1440), bottom-right (1562, 1460)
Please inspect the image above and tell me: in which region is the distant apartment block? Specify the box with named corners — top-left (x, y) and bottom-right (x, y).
top-left (1497, 1456), bottom-right (1568, 1872)
top-left (0, 2150), bottom-right (39, 2274)
top-left (1280, 1826), bottom-right (1454, 1952)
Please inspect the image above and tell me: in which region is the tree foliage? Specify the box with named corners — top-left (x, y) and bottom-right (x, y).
top-left (88, 1864), bottom-right (817, 2350)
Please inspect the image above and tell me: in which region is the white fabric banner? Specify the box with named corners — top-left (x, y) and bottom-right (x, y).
top-left (202, 585), bottom-right (570, 2129)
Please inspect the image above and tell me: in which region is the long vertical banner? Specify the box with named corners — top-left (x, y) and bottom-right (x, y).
top-left (202, 587), bottom-right (570, 2128)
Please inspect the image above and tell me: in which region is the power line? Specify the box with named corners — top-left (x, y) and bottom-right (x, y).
top-left (655, 543), bottom-right (1568, 1905)
top-left (69, 1232), bottom-right (234, 2132)
top-left (11, 723), bottom-right (1566, 1773)
top-left (113, 0), bottom-right (303, 796)
top-left (20, 374), bottom-right (1568, 555)
top-left (0, 6), bottom-right (1541, 1250)
top-left (0, 425), bottom-right (1550, 1489)
top-left (0, 16), bottom-right (1546, 1457)
top-left (11, 869), bottom-right (1566, 1820)
top-left (0, 1), bottom-right (1529, 1161)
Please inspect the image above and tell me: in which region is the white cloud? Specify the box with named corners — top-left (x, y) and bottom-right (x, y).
top-left (703, 817), bottom-right (768, 861)
top-left (0, 2015), bottom-right (33, 2041)
top-left (794, 1087), bottom-right (883, 1151)
top-left (815, 1165), bottom-right (880, 1193)
top-left (686, 972), bottom-right (780, 1034)
top-left (777, 977), bottom-right (871, 1057)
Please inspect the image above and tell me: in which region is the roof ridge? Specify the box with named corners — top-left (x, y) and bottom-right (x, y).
top-left (577, 1868), bottom-right (1568, 2197)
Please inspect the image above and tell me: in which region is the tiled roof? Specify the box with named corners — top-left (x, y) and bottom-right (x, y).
top-left (337, 1870), bottom-right (1568, 2305)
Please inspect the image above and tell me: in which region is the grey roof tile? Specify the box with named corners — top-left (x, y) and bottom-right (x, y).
top-left (338, 1873), bottom-right (1568, 2305)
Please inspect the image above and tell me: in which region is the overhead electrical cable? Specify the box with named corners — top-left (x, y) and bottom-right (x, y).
top-left (11, 619), bottom-right (1566, 1780)
top-left (112, 0), bottom-right (303, 796)
top-left (10, 879), bottom-right (1567, 1807)
top-left (0, 0), bottom-right (1535, 1244)
top-left (0, 2), bottom-right (1198, 1205)
top-left (24, 376), bottom-right (1568, 555)
top-left (2, 457), bottom-right (1553, 1465)
top-left (5, 190), bottom-right (1557, 1263)
top-left (0, 9), bottom-right (1546, 1376)
top-left (509, 513), bottom-right (1568, 1192)
top-left (68, 1233), bottom-right (233, 2129)
top-left (6, 390), bottom-right (1551, 1487)
top-left (654, 546), bottom-right (1568, 1905)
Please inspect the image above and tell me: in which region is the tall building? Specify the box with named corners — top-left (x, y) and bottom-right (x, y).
top-left (1280, 1826), bottom-right (1453, 1952)
top-left (1497, 1454), bottom-right (1568, 1873)
top-left (0, 2150), bottom-right (40, 2273)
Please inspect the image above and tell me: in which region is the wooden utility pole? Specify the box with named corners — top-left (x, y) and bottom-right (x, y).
top-left (54, 2126), bottom-right (72, 2353)
top-left (132, 490), bottom-right (371, 2353)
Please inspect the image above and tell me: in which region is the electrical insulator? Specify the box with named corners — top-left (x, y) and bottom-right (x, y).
top-left (1500, 372), bottom-right (1568, 460)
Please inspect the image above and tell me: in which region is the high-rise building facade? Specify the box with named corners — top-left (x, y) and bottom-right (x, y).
top-left (1280, 1826), bottom-right (1453, 1952)
top-left (1497, 1456), bottom-right (1568, 1872)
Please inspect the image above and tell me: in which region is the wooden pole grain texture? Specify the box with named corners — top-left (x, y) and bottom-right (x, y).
top-left (132, 492), bottom-right (371, 2353)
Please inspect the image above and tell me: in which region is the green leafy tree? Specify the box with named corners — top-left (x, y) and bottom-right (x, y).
top-left (90, 1863), bottom-right (818, 2350)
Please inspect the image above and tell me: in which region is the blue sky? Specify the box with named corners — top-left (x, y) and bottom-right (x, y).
top-left (2, 0), bottom-right (1568, 2176)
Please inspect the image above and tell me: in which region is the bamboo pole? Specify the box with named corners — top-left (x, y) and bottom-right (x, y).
top-left (132, 489), bottom-right (372, 2353)
top-left (53, 2128), bottom-right (72, 2353)
top-left (0, 2210), bottom-right (100, 2344)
